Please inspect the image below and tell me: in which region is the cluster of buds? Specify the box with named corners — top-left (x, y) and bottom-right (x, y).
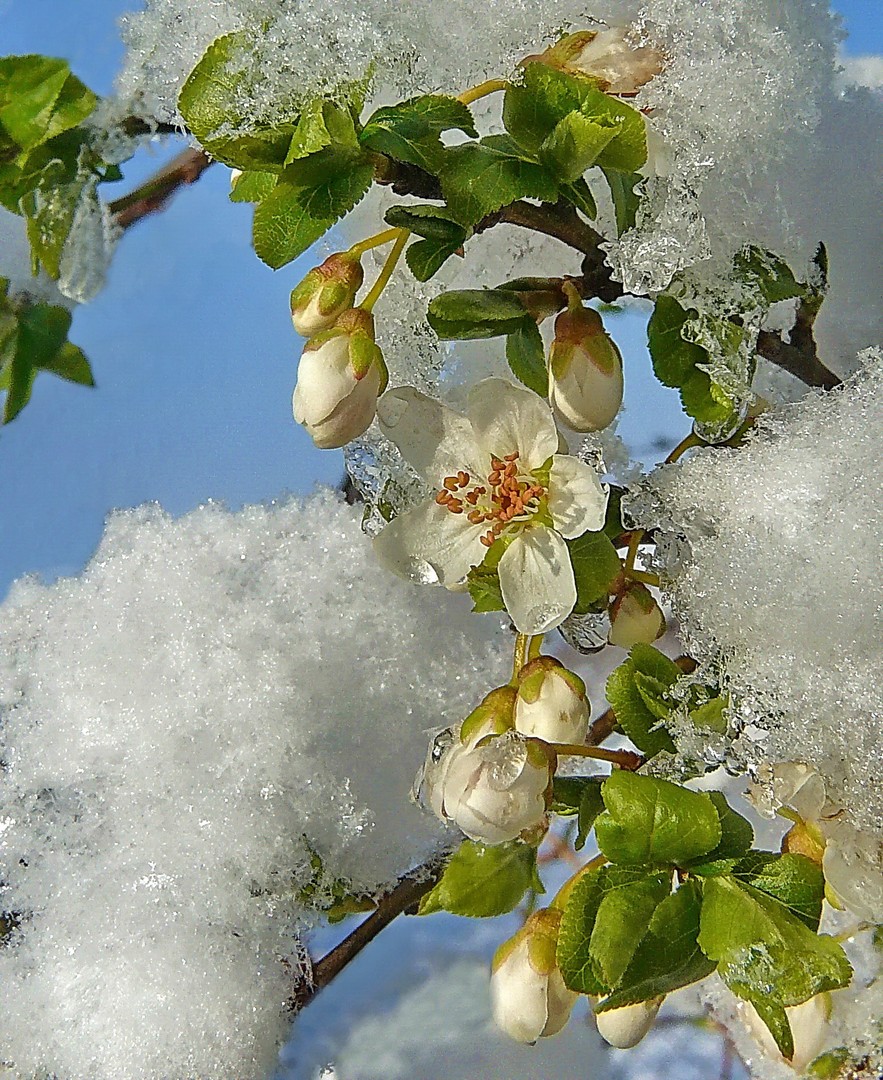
top-left (491, 907), bottom-right (663, 1047)
top-left (525, 27), bottom-right (664, 96)
top-left (548, 303), bottom-right (624, 433)
top-left (608, 580), bottom-right (666, 648)
top-left (290, 253), bottom-right (388, 449)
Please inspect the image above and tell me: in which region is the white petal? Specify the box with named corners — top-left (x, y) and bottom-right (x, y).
top-left (377, 386), bottom-right (484, 483)
top-left (497, 529), bottom-right (577, 634)
top-left (373, 500), bottom-right (486, 586)
top-left (547, 455), bottom-right (609, 538)
top-left (467, 379), bottom-right (558, 465)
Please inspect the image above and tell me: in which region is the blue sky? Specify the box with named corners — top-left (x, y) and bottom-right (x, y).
top-left (0, 0), bottom-right (880, 597)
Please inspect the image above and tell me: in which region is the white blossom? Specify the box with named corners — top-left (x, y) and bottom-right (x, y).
top-left (595, 998), bottom-right (662, 1049)
top-left (374, 378), bottom-right (608, 634)
top-left (514, 656), bottom-right (589, 744)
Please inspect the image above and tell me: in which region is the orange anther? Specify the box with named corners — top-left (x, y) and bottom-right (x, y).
top-left (443, 476), bottom-right (458, 491)
top-left (467, 509), bottom-right (484, 524)
top-left (436, 490), bottom-right (451, 504)
top-left (480, 533), bottom-right (494, 547)
top-left (457, 471), bottom-right (469, 486)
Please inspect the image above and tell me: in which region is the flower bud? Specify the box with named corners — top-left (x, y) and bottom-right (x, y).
top-left (608, 581), bottom-right (666, 648)
top-left (491, 908), bottom-right (578, 1043)
top-left (459, 686), bottom-right (517, 748)
top-left (292, 308), bottom-right (387, 449)
top-left (432, 729), bottom-right (554, 845)
top-left (526, 28), bottom-right (664, 95)
top-left (290, 252), bottom-right (364, 338)
top-left (595, 997), bottom-right (662, 1049)
top-left (549, 306), bottom-right (624, 433)
top-left (514, 656), bottom-right (589, 744)
top-left (743, 994), bottom-right (832, 1072)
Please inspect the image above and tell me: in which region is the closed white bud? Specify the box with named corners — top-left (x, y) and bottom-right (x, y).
top-left (743, 994), bottom-right (832, 1072)
top-left (608, 581), bottom-right (666, 648)
top-left (430, 727), bottom-right (553, 845)
top-left (491, 909), bottom-right (578, 1043)
top-left (290, 252), bottom-right (364, 338)
top-left (526, 28), bottom-right (664, 95)
top-left (595, 998), bottom-right (662, 1049)
top-left (549, 306), bottom-right (624, 433)
top-left (514, 656), bottom-right (589, 744)
top-left (292, 308), bottom-right (387, 449)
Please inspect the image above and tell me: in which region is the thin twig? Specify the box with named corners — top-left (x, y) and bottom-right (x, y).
top-left (289, 860), bottom-right (444, 1013)
top-left (109, 147), bottom-right (214, 229)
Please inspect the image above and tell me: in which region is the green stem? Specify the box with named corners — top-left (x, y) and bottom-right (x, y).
top-left (457, 78), bottom-right (509, 105)
top-left (512, 633), bottom-right (530, 680)
top-left (348, 227), bottom-right (402, 258)
top-left (359, 229), bottom-right (409, 313)
top-left (553, 744), bottom-right (643, 770)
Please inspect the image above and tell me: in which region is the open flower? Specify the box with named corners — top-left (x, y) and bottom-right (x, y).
top-left (374, 378), bottom-right (608, 634)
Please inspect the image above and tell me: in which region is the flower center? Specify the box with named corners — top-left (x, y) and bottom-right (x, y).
top-left (435, 453), bottom-right (547, 547)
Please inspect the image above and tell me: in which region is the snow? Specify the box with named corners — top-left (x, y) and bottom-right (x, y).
top-left (0, 491), bottom-right (509, 1080)
top-left (0, 207), bottom-right (70, 306)
top-left (625, 350), bottom-right (883, 836)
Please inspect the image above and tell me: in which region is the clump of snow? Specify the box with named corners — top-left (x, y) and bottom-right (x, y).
top-left (625, 350), bottom-right (883, 835)
top-left (0, 491), bottom-right (508, 1080)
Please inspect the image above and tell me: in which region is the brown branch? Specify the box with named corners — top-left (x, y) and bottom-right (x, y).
top-left (756, 293), bottom-right (841, 389)
top-left (109, 147), bottom-right (214, 230)
top-left (289, 860), bottom-right (445, 1014)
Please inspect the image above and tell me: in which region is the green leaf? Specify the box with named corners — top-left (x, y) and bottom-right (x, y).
top-left (687, 791), bottom-right (754, 876)
top-left (557, 864), bottom-right (667, 994)
top-left (630, 643), bottom-right (682, 686)
top-left (602, 168), bottom-right (641, 236)
top-left (405, 237), bottom-right (464, 281)
top-left (688, 696), bottom-right (729, 734)
top-left (598, 880), bottom-right (716, 1009)
top-left (427, 288), bottom-right (528, 340)
top-left (439, 134), bottom-right (559, 227)
top-left (252, 158), bottom-right (373, 268)
top-left (731, 852), bottom-right (825, 930)
top-left (285, 98), bottom-right (333, 163)
top-left (647, 294), bottom-right (707, 389)
top-left (178, 33), bottom-right (293, 171)
top-left (384, 204), bottom-right (468, 243)
top-left (562, 177), bottom-right (597, 219)
top-left (466, 560), bottom-right (505, 613)
top-left (566, 529), bottom-right (622, 615)
top-left (604, 662), bottom-right (676, 757)
top-left (228, 170), bottom-right (277, 203)
top-left (361, 94), bottom-right (477, 174)
top-left (698, 875), bottom-right (852, 1057)
top-left (734, 245), bottom-right (806, 306)
top-left (39, 341), bottom-right (93, 386)
top-left (590, 870), bottom-right (671, 987)
top-left (0, 55), bottom-right (96, 154)
top-left (16, 302), bottom-right (72, 368)
top-left (505, 318), bottom-right (547, 396)
top-left (3, 350), bottom-right (35, 422)
top-left (550, 776), bottom-right (604, 849)
top-left (418, 839), bottom-right (541, 917)
top-left (538, 111), bottom-right (620, 183)
top-left (595, 771), bottom-right (722, 866)
top-left (20, 160), bottom-right (91, 280)
top-left (503, 63), bottom-right (646, 172)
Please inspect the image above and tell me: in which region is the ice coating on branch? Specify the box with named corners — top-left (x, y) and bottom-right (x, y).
top-left (0, 491), bottom-right (508, 1080)
top-left (625, 350), bottom-right (883, 836)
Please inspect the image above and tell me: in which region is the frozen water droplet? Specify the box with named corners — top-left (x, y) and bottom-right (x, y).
top-left (558, 610), bottom-right (610, 653)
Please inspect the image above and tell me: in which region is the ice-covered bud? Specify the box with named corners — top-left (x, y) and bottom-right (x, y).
top-left (744, 995), bottom-right (832, 1072)
top-left (491, 908), bottom-right (578, 1043)
top-left (549, 305), bottom-right (624, 433)
top-left (292, 308), bottom-right (387, 449)
top-left (608, 581), bottom-right (666, 648)
top-left (526, 28), bottom-right (664, 95)
top-left (459, 686), bottom-right (517, 747)
top-left (438, 730), bottom-right (554, 844)
top-left (290, 252), bottom-right (364, 338)
top-left (514, 656), bottom-right (589, 744)
top-left (595, 998), bottom-right (662, 1049)
top-left (822, 821), bottom-right (883, 924)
